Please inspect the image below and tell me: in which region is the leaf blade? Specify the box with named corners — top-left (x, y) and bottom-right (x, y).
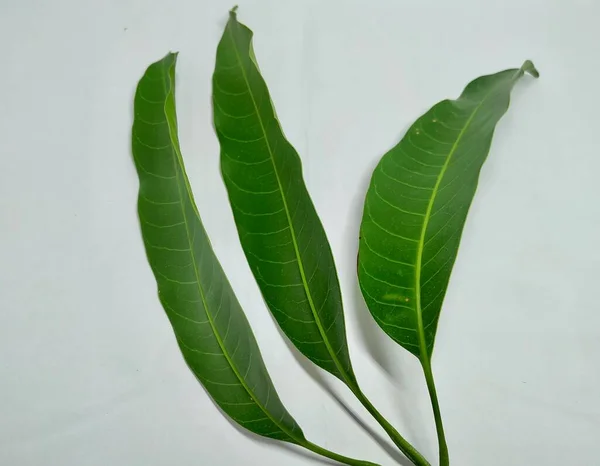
top-left (132, 52), bottom-right (304, 443)
top-left (358, 62), bottom-right (539, 360)
top-left (213, 11), bottom-right (354, 383)
top-left (212, 16), bottom-right (434, 465)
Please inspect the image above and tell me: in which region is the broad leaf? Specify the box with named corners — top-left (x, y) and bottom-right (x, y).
top-left (358, 62), bottom-right (538, 466)
top-left (213, 11), bottom-right (353, 383)
top-left (358, 62), bottom-right (539, 361)
top-left (132, 52), bottom-right (379, 466)
top-left (212, 11), bottom-right (430, 466)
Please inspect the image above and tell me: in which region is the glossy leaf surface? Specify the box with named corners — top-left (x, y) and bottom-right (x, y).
top-left (211, 13), bottom-right (431, 465)
top-left (132, 52), bottom-right (380, 466)
top-left (132, 53), bottom-right (304, 443)
top-left (358, 62), bottom-right (539, 361)
top-left (213, 11), bottom-right (354, 383)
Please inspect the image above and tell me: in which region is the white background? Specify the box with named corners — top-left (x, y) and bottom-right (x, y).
top-left (1, 0), bottom-right (599, 465)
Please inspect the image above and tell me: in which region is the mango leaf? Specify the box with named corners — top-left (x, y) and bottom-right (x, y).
top-left (214, 13), bottom-right (352, 384)
top-left (357, 61), bottom-right (539, 465)
top-left (131, 52), bottom-right (379, 466)
top-left (212, 9), bottom-right (429, 466)
top-left (358, 61), bottom-right (538, 363)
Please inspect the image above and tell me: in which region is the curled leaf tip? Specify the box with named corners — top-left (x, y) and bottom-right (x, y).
top-left (521, 60), bottom-right (539, 78)
top-left (230, 5), bottom-right (239, 16)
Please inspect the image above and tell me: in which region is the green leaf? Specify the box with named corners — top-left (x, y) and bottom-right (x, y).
top-left (212, 10), bottom-right (430, 466)
top-left (213, 13), bottom-right (353, 384)
top-left (358, 61), bottom-right (538, 360)
top-left (132, 51), bottom-right (302, 443)
top-left (357, 61), bottom-right (539, 465)
top-left (132, 52), bottom-right (379, 466)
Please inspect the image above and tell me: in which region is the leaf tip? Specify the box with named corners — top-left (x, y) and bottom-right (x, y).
top-left (521, 60), bottom-right (539, 78)
top-left (230, 5), bottom-right (239, 17)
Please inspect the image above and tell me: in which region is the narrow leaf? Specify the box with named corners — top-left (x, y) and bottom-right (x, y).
top-left (358, 62), bottom-right (538, 361)
top-left (212, 11), bottom-right (430, 466)
top-left (132, 52), bottom-right (303, 443)
top-left (213, 11), bottom-right (353, 384)
top-left (132, 52), bottom-right (379, 466)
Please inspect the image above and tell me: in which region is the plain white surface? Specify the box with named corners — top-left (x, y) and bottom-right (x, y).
top-left (1, 0), bottom-right (599, 465)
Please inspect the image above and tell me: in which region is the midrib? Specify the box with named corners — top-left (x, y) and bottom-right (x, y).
top-left (226, 26), bottom-right (352, 384)
top-left (413, 94), bottom-right (491, 363)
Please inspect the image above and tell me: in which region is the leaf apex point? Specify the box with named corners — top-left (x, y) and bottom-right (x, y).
top-left (522, 59), bottom-right (540, 78)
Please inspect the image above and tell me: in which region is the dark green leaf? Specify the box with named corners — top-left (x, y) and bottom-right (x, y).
top-left (132, 52), bottom-right (303, 443)
top-left (212, 11), bottom-right (430, 466)
top-left (358, 62), bottom-right (538, 466)
top-left (131, 51), bottom-right (379, 466)
top-left (358, 62), bottom-right (538, 361)
top-left (213, 11), bottom-right (353, 384)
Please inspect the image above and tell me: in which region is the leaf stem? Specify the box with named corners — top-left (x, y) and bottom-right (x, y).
top-left (421, 359), bottom-right (449, 466)
top-left (349, 384), bottom-right (431, 466)
top-left (302, 440), bottom-right (381, 466)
